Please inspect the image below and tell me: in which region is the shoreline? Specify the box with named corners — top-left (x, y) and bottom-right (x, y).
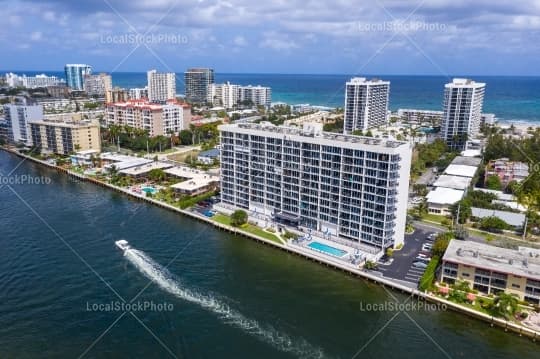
top-left (2, 146), bottom-right (540, 342)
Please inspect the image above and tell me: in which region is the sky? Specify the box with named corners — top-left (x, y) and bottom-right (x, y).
top-left (2, 0), bottom-right (540, 75)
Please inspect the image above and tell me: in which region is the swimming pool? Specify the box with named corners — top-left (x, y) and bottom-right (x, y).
top-left (141, 186), bottom-right (157, 194)
top-left (308, 241), bottom-right (348, 257)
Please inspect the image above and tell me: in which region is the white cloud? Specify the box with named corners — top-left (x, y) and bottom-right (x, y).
top-left (233, 35), bottom-right (247, 46)
top-left (30, 31), bottom-right (42, 41)
top-left (260, 31), bottom-right (298, 50)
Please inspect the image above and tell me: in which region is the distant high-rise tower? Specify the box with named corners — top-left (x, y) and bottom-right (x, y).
top-left (84, 73), bottom-right (112, 97)
top-left (441, 78), bottom-right (486, 151)
top-left (64, 64), bottom-right (92, 90)
top-left (343, 77), bottom-right (390, 134)
top-left (184, 68), bottom-right (214, 104)
top-left (147, 70), bottom-right (176, 102)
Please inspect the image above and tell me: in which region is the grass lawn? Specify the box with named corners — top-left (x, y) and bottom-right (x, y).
top-left (212, 214), bottom-right (283, 244)
top-left (423, 213), bottom-right (449, 224)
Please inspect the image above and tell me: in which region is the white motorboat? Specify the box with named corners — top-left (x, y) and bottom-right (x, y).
top-left (115, 240), bottom-right (130, 251)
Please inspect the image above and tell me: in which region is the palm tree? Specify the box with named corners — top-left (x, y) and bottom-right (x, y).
top-left (493, 292), bottom-right (519, 319)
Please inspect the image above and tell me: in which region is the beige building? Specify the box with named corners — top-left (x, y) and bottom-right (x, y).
top-left (84, 73), bottom-right (112, 97)
top-left (105, 87), bottom-right (129, 103)
top-left (441, 240), bottom-right (540, 304)
top-left (29, 115), bottom-right (101, 154)
top-left (106, 99), bottom-right (191, 136)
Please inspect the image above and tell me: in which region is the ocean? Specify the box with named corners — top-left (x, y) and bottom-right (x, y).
top-left (1, 150), bottom-right (539, 358)
top-left (6, 71), bottom-right (540, 124)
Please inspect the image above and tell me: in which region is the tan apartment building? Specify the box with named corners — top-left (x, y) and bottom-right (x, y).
top-left (106, 99), bottom-right (191, 136)
top-left (441, 240), bottom-right (540, 305)
top-left (29, 115), bottom-right (101, 155)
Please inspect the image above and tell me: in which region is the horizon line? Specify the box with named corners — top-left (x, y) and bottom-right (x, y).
top-left (2, 70), bottom-right (540, 78)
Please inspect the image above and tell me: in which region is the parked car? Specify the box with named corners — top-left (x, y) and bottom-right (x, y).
top-left (412, 261), bottom-right (428, 269)
top-left (426, 233), bottom-right (437, 241)
top-left (416, 253), bottom-right (429, 259)
top-left (422, 243), bottom-right (433, 252)
top-left (415, 256), bottom-right (431, 263)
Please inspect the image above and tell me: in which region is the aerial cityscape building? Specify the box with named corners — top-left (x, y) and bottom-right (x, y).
top-left (343, 77), bottom-right (390, 134)
top-left (105, 99), bottom-right (191, 136)
top-left (147, 70), bottom-right (176, 102)
top-left (219, 122), bottom-right (411, 252)
top-left (184, 68), bottom-right (214, 104)
top-left (64, 64), bottom-right (92, 90)
top-left (83, 73), bottom-right (112, 97)
top-left (441, 78), bottom-right (486, 151)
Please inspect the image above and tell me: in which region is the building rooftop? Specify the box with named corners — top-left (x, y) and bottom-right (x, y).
top-left (347, 77), bottom-right (390, 85)
top-left (446, 78), bottom-right (486, 87)
top-left (433, 175), bottom-right (472, 190)
top-left (119, 161), bottom-right (173, 176)
top-left (426, 187), bottom-right (465, 205)
top-left (221, 122), bottom-right (408, 150)
top-left (444, 164), bottom-right (478, 178)
top-left (450, 156), bottom-right (482, 167)
top-left (165, 166), bottom-right (219, 192)
top-left (460, 149), bottom-right (482, 158)
top-left (473, 188), bottom-right (515, 202)
top-left (443, 240), bottom-right (540, 281)
top-left (471, 207), bottom-right (526, 228)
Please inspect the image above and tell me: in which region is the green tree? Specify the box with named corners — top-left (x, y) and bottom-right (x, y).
top-left (148, 168), bottom-right (166, 182)
top-left (231, 210), bottom-right (248, 227)
top-left (479, 216), bottom-right (509, 233)
top-left (485, 175), bottom-right (503, 190)
top-left (492, 293), bottom-right (519, 319)
top-left (432, 234), bottom-right (452, 257)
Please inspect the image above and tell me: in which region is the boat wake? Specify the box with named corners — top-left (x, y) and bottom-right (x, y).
top-left (123, 246), bottom-right (327, 359)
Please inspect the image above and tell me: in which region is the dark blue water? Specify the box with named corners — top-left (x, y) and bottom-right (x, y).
top-left (6, 71), bottom-right (540, 123)
top-left (1, 150), bottom-right (539, 358)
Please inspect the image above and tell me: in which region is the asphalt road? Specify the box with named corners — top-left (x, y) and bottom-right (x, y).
top-left (376, 225), bottom-right (441, 285)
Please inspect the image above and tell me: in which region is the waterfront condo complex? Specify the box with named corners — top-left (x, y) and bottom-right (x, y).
top-left (3, 100), bottom-right (44, 145)
top-left (207, 82), bottom-right (272, 108)
top-left (441, 78), bottom-right (486, 151)
top-left (147, 70), bottom-right (176, 102)
top-left (184, 68), bottom-right (215, 104)
top-left (106, 99), bottom-right (191, 136)
top-left (441, 240), bottom-right (540, 305)
top-left (29, 115), bottom-right (101, 155)
top-left (219, 122), bottom-right (412, 251)
top-left (343, 77), bottom-right (390, 134)
top-left (64, 64), bottom-right (92, 91)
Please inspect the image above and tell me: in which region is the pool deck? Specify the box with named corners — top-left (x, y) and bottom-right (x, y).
top-left (3, 146), bottom-right (540, 343)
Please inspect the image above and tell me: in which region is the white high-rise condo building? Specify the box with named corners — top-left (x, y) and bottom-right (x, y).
top-left (219, 122), bottom-right (412, 251)
top-left (64, 64), bottom-right (92, 90)
top-left (3, 100), bottom-right (44, 145)
top-left (208, 82), bottom-right (240, 108)
top-left (208, 82), bottom-right (272, 108)
top-left (129, 87), bottom-right (149, 100)
top-left (344, 77), bottom-right (390, 133)
top-left (442, 78), bottom-right (486, 151)
top-left (147, 70), bottom-right (176, 102)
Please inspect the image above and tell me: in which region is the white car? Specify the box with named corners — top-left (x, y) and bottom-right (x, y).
top-left (422, 243), bottom-right (433, 252)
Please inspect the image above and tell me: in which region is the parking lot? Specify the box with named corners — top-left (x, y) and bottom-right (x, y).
top-left (375, 226), bottom-right (442, 286)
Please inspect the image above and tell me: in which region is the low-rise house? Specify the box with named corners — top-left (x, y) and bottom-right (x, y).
top-left (471, 207), bottom-right (526, 231)
top-left (485, 158), bottom-right (529, 186)
top-left (165, 166), bottom-right (219, 195)
top-left (197, 148), bottom-right (220, 164)
top-left (432, 175), bottom-right (472, 191)
top-left (426, 187), bottom-right (465, 215)
top-left (444, 164), bottom-right (478, 178)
